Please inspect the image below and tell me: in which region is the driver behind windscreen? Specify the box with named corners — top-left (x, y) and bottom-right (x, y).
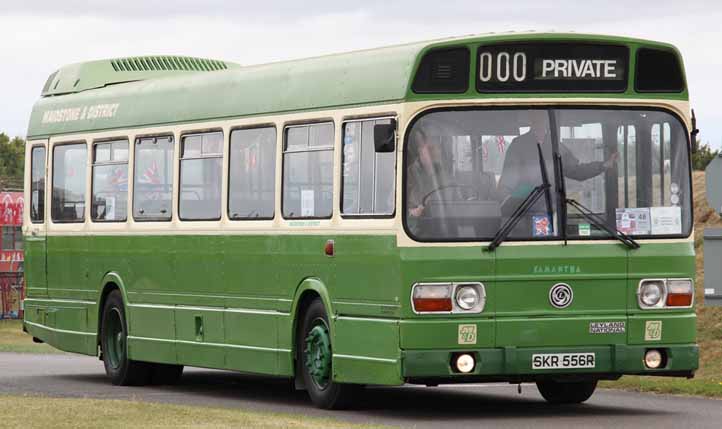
top-left (497, 111), bottom-right (618, 207)
top-left (406, 125), bottom-right (450, 219)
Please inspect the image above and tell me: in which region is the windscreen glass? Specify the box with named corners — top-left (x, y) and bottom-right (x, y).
top-left (404, 108), bottom-right (691, 242)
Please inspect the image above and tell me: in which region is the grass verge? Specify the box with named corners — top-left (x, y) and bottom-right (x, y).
top-left (0, 320), bottom-right (59, 353)
top-left (0, 395), bottom-right (382, 429)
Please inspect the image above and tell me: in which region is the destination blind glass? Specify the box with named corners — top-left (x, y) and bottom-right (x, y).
top-left (476, 43), bottom-right (629, 93)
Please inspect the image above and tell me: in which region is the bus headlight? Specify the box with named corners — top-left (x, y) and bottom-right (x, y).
top-left (638, 279), bottom-right (693, 309)
top-left (639, 280), bottom-right (665, 308)
top-left (456, 285), bottom-right (480, 310)
top-left (412, 282), bottom-right (485, 314)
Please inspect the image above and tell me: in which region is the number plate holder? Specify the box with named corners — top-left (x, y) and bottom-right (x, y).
top-left (531, 353), bottom-right (596, 370)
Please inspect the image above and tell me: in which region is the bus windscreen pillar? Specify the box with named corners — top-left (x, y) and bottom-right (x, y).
top-left (704, 155), bottom-right (722, 306)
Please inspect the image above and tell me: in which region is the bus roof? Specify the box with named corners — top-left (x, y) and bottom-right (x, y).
top-left (26, 32), bottom-right (687, 139)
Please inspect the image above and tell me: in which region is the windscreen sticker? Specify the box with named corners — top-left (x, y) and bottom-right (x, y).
top-left (651, 206), bottom-right (682, 235)
top-left (615, 208), bottom-right (650, 235)
top-left (532, 215), bottom-right (552, 237)
top-left (578, 223), bottom-right (591, 236)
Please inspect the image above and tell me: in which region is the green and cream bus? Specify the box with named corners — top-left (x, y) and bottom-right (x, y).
top-left (23, 33), bottom-right (697, 409)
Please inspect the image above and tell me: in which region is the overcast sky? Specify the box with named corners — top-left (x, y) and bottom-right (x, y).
top-left (2, 1), bottom-right (720, 148)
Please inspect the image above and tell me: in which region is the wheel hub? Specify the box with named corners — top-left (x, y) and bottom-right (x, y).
top-left (104, 308), bottom-right (125, 369)
top-left (304, 322), bottom-right (331, 388)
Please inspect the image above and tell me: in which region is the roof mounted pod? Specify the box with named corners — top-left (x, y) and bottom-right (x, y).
top-left (41, 55), bottom-right (240, 97)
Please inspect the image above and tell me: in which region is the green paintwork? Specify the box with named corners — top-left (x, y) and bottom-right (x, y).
top-left (23, 32), bottom-right (696, 387)
top-left (305, 323), bottom-right (332, 388)
top-left (26, 33), bottom-right (686, 139)
top-left (24, 233), bottom-right (697, 385)
top-left (402, 344), bottom-right (698, 379)
top-left (41, 56), bottom-right (238, 97)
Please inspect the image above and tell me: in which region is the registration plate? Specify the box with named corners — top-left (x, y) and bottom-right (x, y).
top-left (532, 353), bottom-right (595, 370)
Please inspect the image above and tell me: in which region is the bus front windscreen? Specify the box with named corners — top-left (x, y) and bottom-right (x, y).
top-left (404, 108), bottom-right (692, 242)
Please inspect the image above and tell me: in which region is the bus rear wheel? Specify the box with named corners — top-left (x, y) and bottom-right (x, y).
top-left (100, 290), bottom-right (152, 386)
top-left (298, 298), bottom-right (358, 409)
top-left (536, 379), bottom-right (598, 404)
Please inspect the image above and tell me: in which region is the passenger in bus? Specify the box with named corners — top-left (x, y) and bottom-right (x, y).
top-left (497, 110), bottom-right (619, 202)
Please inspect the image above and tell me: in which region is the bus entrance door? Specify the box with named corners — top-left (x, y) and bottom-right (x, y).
top-left (24, 141), bottom-right (48, 298)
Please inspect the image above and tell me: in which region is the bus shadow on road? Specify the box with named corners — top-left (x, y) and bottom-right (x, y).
top-left (72, 369), bottom-right (667, 420)
top-left (48, 369), bottom-right (672, 421)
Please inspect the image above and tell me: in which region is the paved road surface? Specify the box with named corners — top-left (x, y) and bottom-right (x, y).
top-left (0, 352), bottom-right (719, 428)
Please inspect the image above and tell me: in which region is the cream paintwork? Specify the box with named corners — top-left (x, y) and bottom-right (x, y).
top-left (24, 98), bottom-right (692, 249)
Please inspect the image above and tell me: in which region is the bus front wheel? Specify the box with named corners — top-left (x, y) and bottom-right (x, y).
top-left (536, 379), bottom-right (598, 404)
top-left (100, 290), bottom-right (152, 386)
top-left (297, 298), bottom-right (359, 409)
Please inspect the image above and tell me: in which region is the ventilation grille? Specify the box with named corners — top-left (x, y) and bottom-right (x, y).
top-left (110, 56), bottom-right (229, 72)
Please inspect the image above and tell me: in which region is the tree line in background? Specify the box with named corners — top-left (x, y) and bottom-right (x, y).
top-left (692, 139), bottom-right (719, 171)
top-left (0, 133), bottom-right (26, 190)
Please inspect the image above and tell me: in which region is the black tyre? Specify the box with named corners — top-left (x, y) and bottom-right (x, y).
top-left (536, 379), bottom-right (598, 404)
top-left (150, 363), bottom-right (184, 385)
top-left (297, 298), bottom-right (359, 409)
top-left (100, 290), bottom-right (152, 386)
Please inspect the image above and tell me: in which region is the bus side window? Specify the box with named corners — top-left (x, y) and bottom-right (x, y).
top-left (51, 143), bottom-right (87, 223)
top-left (341, 118), bottom-right (396, 216)
top-left (30, 146), bottom-right (46, 223)
top-left (228, 127), bottom-right (276, 220)
top-left (133, 136), bottom-right (174, 221)
top-left (179, 132), bottom-right (223, 221)
top-left (282, 122), bottom-right (334, 219)
top-left (91, 139), bottom-right (129, 222)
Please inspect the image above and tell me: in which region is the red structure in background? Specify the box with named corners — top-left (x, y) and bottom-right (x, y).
top-left (0, 191), bottom-right (24, 319)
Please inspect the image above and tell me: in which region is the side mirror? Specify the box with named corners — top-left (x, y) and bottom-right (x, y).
top-left (373, 120), bottom-right (396, 153)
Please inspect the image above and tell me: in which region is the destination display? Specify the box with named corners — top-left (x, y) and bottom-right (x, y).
top-left (476, 43), bottom-right (629, 93)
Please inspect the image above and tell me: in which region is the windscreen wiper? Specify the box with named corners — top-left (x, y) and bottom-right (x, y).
top-left (554, 152), bottom-right (639, 250)
top-left (487, 144), bottom-right (552, 251)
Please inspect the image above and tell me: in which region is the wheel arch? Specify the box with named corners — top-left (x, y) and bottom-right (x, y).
top-left (97, 272), bottom-right (130, 346)
top-left (290, 277), bottom-right (335, 340)
top-left (289, 277), bottom-right (335, 383)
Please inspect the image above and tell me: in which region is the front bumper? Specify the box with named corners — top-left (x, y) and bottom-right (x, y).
top-left (403, 344), bottom-right (698, 383)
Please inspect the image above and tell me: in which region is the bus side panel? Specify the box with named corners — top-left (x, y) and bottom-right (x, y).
top-left (175, 307), bottom-right (225, 368)
top-left (224, 235), bottom-right (285, 308)
top-left (46, 235), bottom-right (91, 301)
top-left (224, 312), bottom-right (290, 375)
top-left (332, 235), bottom-right (402, 317)
top-left (24, 301), bottom-right (96, 355)
top-left (171, 234), bottom-right (226, 368)
top-left (24, 236), bottom-right (48, 298)
top-left (127, 304), bottom-right (177, 364)
top-left (223, 234), bottom-right (288, 375)
top-left (122, 235), bottom-right (179, 364)
top-left (333, 316), bottom-right (403, 385)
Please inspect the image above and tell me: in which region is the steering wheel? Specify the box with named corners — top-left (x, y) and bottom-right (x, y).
top-left (421, 183), bottom-right (480, 207)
